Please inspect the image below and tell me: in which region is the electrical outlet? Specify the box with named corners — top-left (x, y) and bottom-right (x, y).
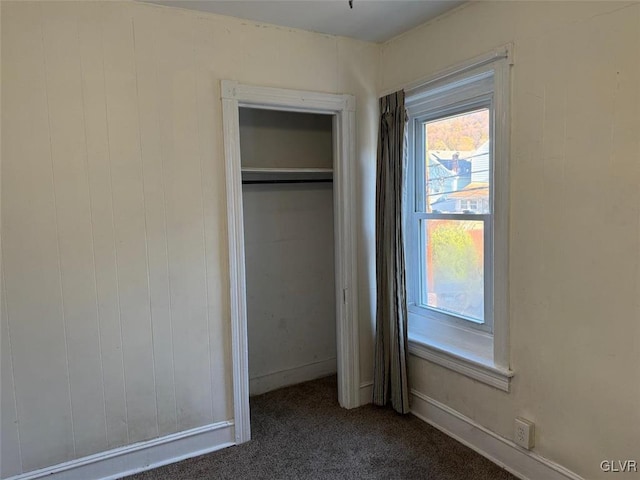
top-left (514, 417), bottom-right (535, 449)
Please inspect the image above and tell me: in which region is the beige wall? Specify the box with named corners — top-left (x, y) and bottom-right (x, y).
top-left (0, 1), bottom-right (379, 477)
top-left (244, 184), bottom-right (337, 392)
top-left (381, 2), bottom-right (640, 479)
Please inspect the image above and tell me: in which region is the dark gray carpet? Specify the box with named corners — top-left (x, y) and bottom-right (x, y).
top-left (125, 376), bottom-right (516, 479)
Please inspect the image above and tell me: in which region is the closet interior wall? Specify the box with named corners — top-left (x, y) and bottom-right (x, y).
top-left (239, 108), bottom-right (337, 396)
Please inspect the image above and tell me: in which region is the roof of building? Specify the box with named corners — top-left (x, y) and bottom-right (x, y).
top-left (447, 182), bottom-right (489, 200)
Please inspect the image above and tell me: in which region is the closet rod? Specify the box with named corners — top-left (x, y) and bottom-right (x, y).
top-left (242, 179), bottom-right (333, 185)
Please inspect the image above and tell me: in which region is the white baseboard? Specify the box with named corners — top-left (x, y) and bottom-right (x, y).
top-left (249, 358), bottom-right (337, 396)
top-left (359, 381), bottom-right (373, 406)
top-left (410, 390), bottom-right (583, 480)
top-left (6, 420), bottom-right (235, 480)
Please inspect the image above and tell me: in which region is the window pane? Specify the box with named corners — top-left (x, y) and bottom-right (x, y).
top-left (422, 219), bottom-right (484, 323)
top-left (423, 109), bottom-right (490, 214)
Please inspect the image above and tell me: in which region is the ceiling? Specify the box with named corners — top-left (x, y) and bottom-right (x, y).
top-left (144, 1), bottom-right (466, 43)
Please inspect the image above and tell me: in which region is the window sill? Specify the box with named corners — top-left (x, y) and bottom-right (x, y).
top-left (408, 332), bottom-right (514, 392)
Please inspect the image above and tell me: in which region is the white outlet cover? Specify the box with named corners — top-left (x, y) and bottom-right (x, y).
top-left (515, 417), bottom-right (535, 449)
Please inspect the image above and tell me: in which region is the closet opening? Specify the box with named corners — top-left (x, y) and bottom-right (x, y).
top-left (222, 80), bottom-right (359, 444)
top-left (240, 108), bottom-right (337, 400)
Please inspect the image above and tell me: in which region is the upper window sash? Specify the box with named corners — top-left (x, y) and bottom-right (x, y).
top-left (410, 96), bottom-right (494, 215)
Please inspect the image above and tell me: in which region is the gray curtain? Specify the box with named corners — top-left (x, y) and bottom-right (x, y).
top-left (372, 91), bottom-right (410, 414)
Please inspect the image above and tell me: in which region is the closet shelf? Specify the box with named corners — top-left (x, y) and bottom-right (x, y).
top-left (241, 167), bottom-right (333, 173)
top-left (241, 167), bottom-right (333, 185)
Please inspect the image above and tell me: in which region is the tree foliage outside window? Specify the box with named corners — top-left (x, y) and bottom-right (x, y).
top-left (426, 110), bottom-right (489, 152)
top-left (431, 222), bottom-right (481, 284)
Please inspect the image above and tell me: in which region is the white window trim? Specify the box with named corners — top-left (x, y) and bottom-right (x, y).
top-left (402, 46), bottom-right (513, 391)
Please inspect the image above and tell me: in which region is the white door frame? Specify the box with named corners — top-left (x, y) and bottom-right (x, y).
top-left (221, 80), bottom-right (359, 444)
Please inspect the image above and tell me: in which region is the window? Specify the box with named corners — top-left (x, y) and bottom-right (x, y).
top-left (460, 200), bottom-right (479, 212)
top-left (417, 108), bottom-right (490, 328)
top-left (404, 49), bottom-right (513, 391)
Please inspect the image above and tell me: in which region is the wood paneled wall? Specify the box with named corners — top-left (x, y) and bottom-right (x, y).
top-left (1, 2), bottom-right (231, 474)
top-left (1, 2), bottom-right (380, 477)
